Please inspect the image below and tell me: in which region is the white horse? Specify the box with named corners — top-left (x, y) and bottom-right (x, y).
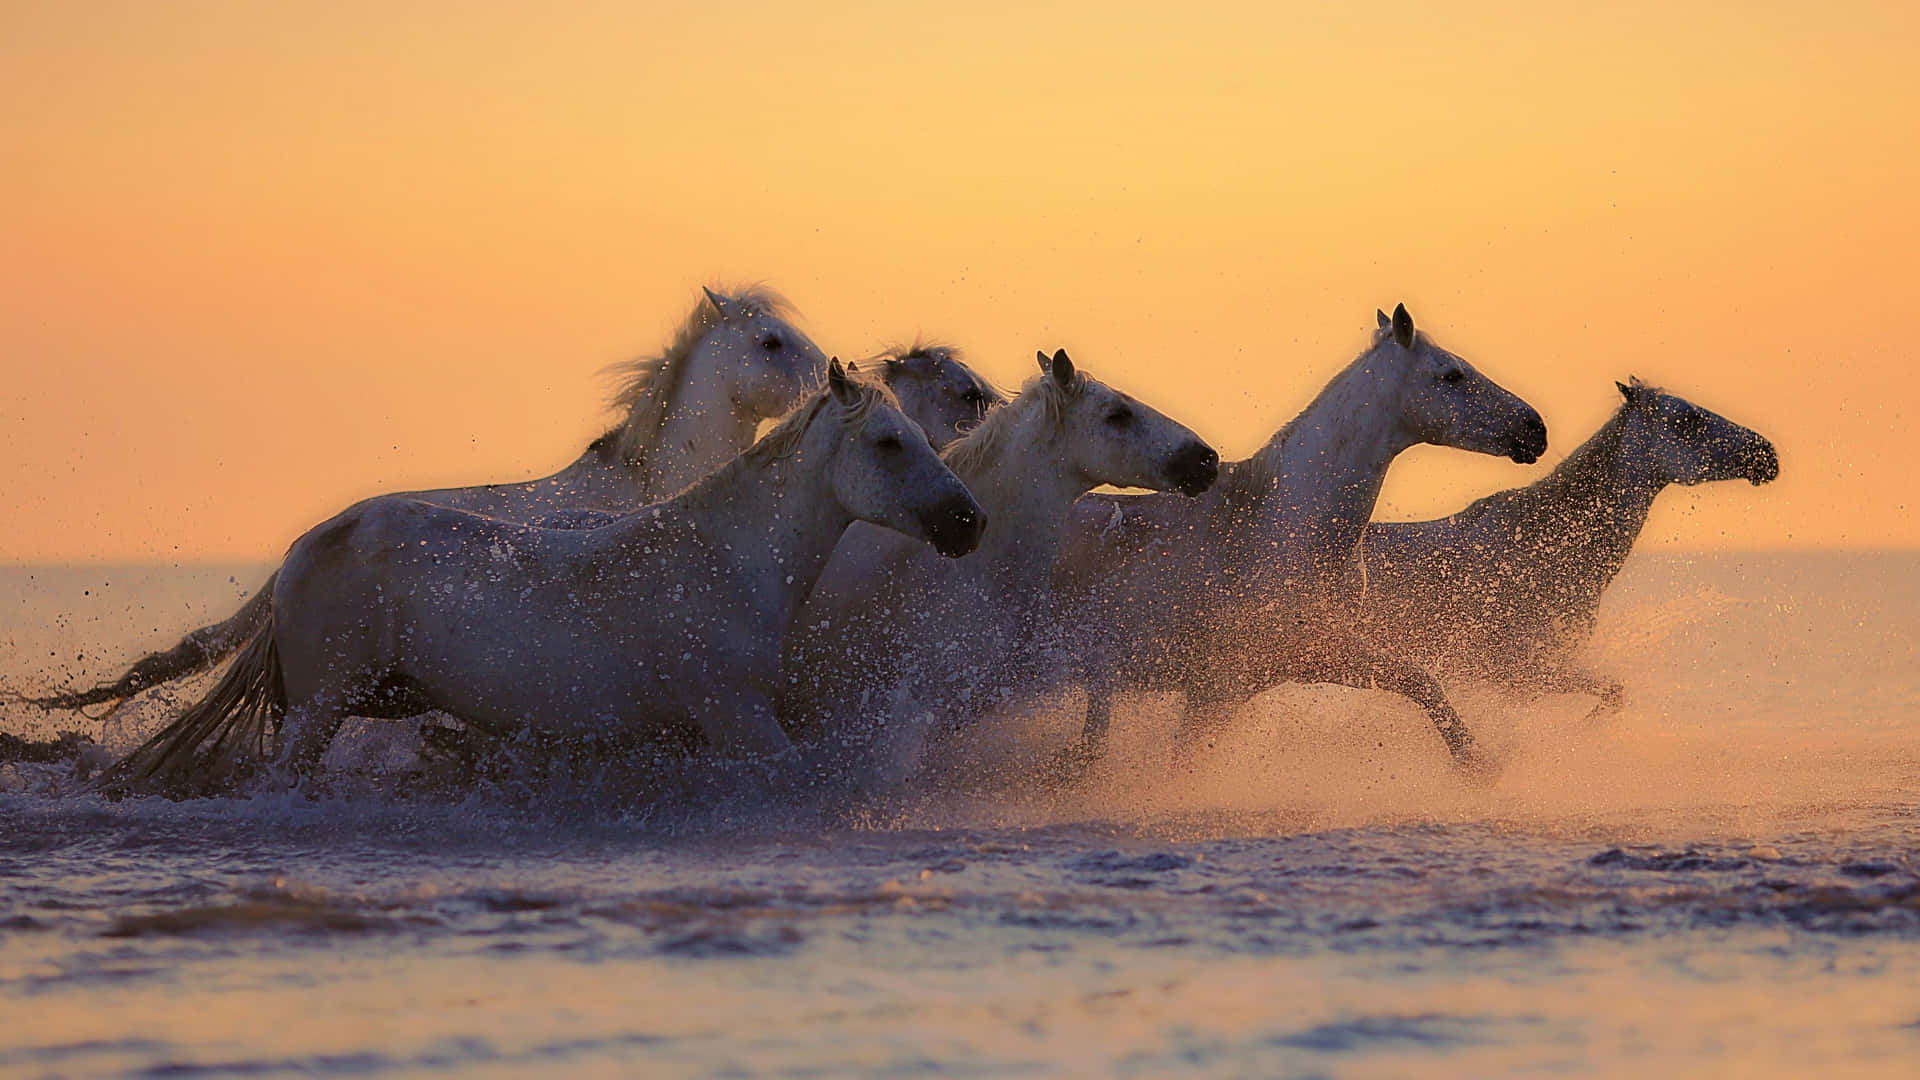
top-left (32, 286), bottom-right (828, 712)
top-left (97, 362), bottom-right (985, 798)
top-left (865, 342), bottom-right (1008, 448)
top-left (1352, 378), bottom-right (1778, 705)
top-left (367, 342), bottom-right (1004, 537)
top-left (371, 344), bottom-right (1012, 780)
top-left (1053, 305), bottom-right (1547, 774)
top-left (782, 349), bottom-right (1217, 780)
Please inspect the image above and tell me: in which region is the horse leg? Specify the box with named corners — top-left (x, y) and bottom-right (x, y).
top-left (1176, 631), bottom-right (1294, 751)
top-left (697, 689), bottom-right (809, 801)
top-left (1311, 638), bottom-right (1492, 779)
top-left (274, 696), bottom-right (350, 790)
top-left (1536, 666), bottom-right (1626, 722)
top-left (1034, 677), bottom-right (1116, 790)
top-left (1166, 685), bottom-right (1235, 766)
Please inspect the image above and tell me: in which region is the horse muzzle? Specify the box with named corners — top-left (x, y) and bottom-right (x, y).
top-left (923, 495), bottom-right (987, 558)
top-left (1507, 414), bottom-right (1548, 464)
top-left (1166, 441), bottom-right (1220, 497)
top-left (1742, 440), bottom-right (1780, 485)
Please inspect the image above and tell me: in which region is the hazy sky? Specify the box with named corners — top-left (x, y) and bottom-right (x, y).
top-left (3, 1), bottom-right (1914, 561)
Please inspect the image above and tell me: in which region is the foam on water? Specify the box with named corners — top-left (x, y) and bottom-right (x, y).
top-left (3, 553), bottom-right (1918, 1076)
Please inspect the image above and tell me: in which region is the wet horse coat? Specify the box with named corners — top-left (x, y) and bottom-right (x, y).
top-left (783, 350), bottom-right (1217, 780)
top-left (98, 365), bottom-right (985, 797)
top-left (30, 287), bottom-right (829, 712)
top-left (1053, 305), bottom-right (1547, 773)
top-left (1353, 379), bottom-right (1778, 702)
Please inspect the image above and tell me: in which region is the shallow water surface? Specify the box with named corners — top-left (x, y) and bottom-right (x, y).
top-left (3, 553), bottom-right (1918, 1077)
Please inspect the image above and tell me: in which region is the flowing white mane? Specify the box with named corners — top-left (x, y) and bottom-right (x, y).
top-left (941, 367), bottom-right (1082, 476)
top-left (1220, 333), bottom-right (1393, 503)
top-left (875, 339), bottom-right (962, 366)
top-left (885, 341), bottom-right (1004, 401)
top-left (738, 372), bottom-right (892, 468)
top-left (595, 285), bottom-right (795, 465)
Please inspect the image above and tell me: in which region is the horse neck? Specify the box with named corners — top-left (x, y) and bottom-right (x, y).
top-left (1232, 350), bottom-right (1415, 566)
top-left (947, 409), bottom-right (1088, 599)
top-left (627, 349), bottom-right (761, 499)
top-left (1505, 407), bottom-right (1666, 590)
top-left (645, 434), bottom-right (851, 626)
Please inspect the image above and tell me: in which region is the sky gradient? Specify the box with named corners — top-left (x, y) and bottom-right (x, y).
top-left (3, 1), bottom-right (1914, 561)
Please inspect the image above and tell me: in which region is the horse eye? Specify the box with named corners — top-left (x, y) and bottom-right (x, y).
top-left (1441, 368), bottom-right (1465, 385)
top-left (1105, 407), bottom-right (1134, 428)
top-left (761, 335), bottom-right (783, 352)
top-left (875, 434), bottom-right (904, 452)
top-left (962, 388), bottom-right (986, 406)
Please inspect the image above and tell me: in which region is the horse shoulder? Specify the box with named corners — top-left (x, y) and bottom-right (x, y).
top-left (284, 496), bottom-right (437, 578)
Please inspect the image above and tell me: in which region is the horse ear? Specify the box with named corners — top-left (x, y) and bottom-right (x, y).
top-left (1036, 350), bottom-right (1051, 374)
top-left (702, 286), bottom-right (731, 319)
top-left (845, 360), bottom-right (860, 373)
top-left (1050, 349), bottom-right (1076, 387)
top-left (827, 358), bottom-right (858, 406)
top-left (1616, 380), bottom-right (1638, 404)
top-left (1377, 308), bottom-right (1391, 329)
top-left (1391, 303), bottom-right (1415, 350)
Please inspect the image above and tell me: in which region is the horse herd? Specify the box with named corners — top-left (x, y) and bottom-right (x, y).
top-left (20, 286), bottom-right (1780, 801)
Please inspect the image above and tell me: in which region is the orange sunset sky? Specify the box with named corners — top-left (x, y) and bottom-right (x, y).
top-left (2, 0), bottom-right (1914, 563)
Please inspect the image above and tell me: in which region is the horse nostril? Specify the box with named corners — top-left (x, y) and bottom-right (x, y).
top-left (925, 495), bottom-right (986, 557)
top-left (1167, 441), bottom-right (1219, 496)
top-left (1508, 414), bottom-right (1548, 463)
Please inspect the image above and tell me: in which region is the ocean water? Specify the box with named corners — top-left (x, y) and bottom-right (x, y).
top-left (2, 553), bottom-right (1917, 1077)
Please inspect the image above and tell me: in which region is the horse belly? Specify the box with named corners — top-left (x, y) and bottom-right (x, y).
top-left (397, 614), bottom-right (644, 731)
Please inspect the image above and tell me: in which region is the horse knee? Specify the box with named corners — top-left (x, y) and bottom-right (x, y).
top-left (276, 707), bottom-right (345, 778)
top-left (1369, 661), bottom-right (1479, 761)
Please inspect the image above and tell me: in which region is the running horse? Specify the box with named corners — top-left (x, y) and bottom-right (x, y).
top-left (29, 286), bottom-right (828, 712)
top-left (98, 363), bottom-right (984, 798)
top-left (1053, 305), bottom-right (1547, 777)
top-left (1351, 378), bottom-right (1778, 708)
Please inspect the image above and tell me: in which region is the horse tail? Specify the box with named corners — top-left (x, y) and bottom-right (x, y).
top-left (27, 573), bottom-right (278, 711)
top-left (95, 613), bottom-right (286, 800)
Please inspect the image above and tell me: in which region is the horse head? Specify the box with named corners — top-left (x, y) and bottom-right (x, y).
top-left (820, 360), bottom-right (986, 558)
top-left (1033, 349), bottom-right (1218, 496)
top-left (875, 342), bottom-right (1007, 447)
top-left (1374, 303), bottom-right (1548, 465)
top-left (1616, 377), bottom-right (1779, 486)
top-left (693, 285), bottom-right (831, 423)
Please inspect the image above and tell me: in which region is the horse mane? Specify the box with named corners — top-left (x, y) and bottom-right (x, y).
top-left (740, 372), bottom-right (892, 467)
top-left (1619, 374), bottom-right (1666, 404)
top-left (592, 285), bottom-right (795, 466)
top-left (1219, 319), bottom-right (1480, 506)
top-left (873, 341), bottom-right (1007, 399)
top-left (876, 339), bottom-right (964, 370)
top-left (941, 367), bottom-right (1082, 476)
top-left (1219, 332), bottom-right (1396, 504)
top-left (1443, 397), bottom-right (1638, 529)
